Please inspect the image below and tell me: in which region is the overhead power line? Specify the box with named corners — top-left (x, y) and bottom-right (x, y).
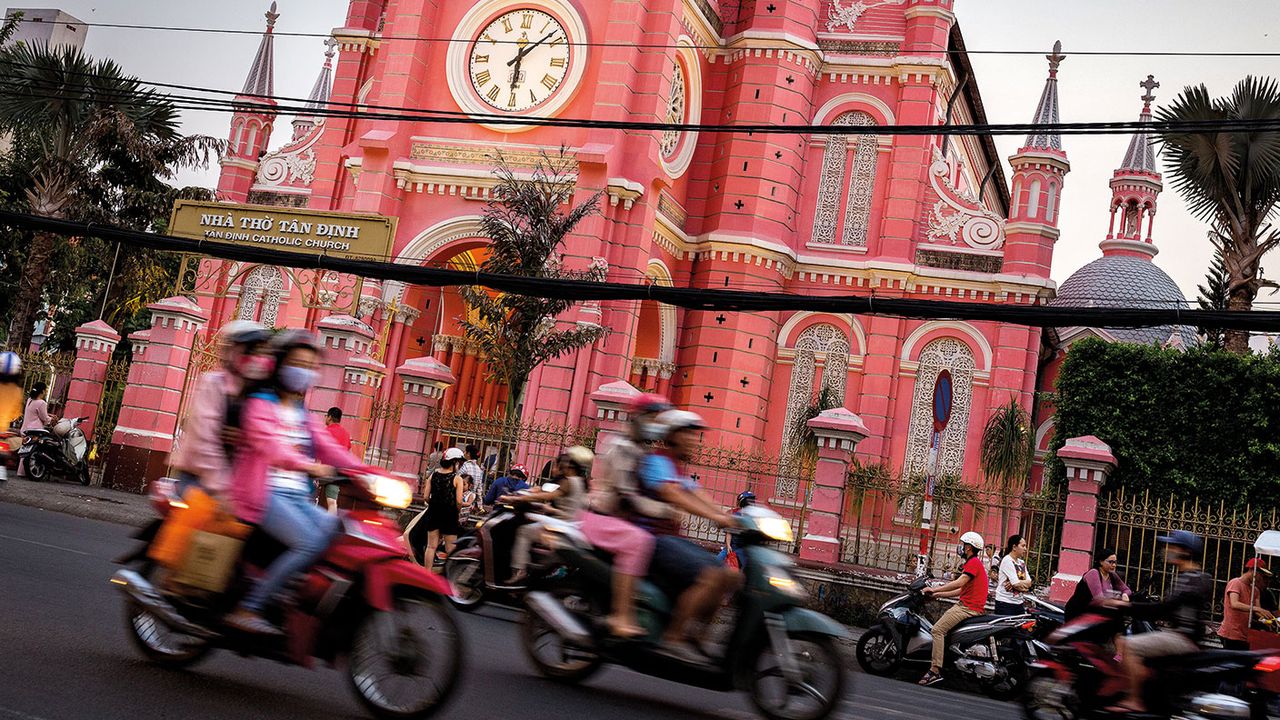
top-left (14, 17), bottom-right (1280, 57)
top-left (2, 209), bottom-right (1276, 332)
top-left (5, 74), bottom-right (1280, 138)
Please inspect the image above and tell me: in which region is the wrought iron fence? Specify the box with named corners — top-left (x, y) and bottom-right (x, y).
top-left (17, 351), bottom-right (75, 415)
top-left (364, 397), bottom-right (405, 468)
top-left (839, 469), bottom-right (1066, 582)
top-left (1096, 489), bottom-right (1279, 623)
top-left (423, 409), bottom-right (598, 494)
top-left (86, 358), bottom-right (131, 478)
top-left (681, 445), bottom-right (800, 546)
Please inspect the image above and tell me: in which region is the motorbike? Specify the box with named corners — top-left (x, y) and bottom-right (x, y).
top-left (0, 429), bottom-right (19, 480)
top-left (855, 576), bottom-right (1038, 699)
top-left (443, 492), bottom-right (551, 611)
top-left (17, 417), bottom-right (89, 485)
top-left (112, 471), bottom-right (462, 720)
top-left (1023, 608), bottom-right (1280, 720)
top-left (521, 504), bottom-right (848, 720)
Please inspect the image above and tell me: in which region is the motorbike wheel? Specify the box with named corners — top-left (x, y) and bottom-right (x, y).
top-left (347, 593), bottom-right (461, 720)
top-left (982, 642), bottom-right (1030, 701)
top-left (854, 627), bottom-right (902, 676)
top-left (442, 554), bottom-right (485, 612)
top-left (26, 455), bottom-right (47, 482)
top-left (122, 568), bottom-right (212, 669)
top-left (520, 585), bottom-right (603, 684)
top-left (749, 632), bottom-right (845, 720)
top-left (1021, 669), bottom-right (1080, 720)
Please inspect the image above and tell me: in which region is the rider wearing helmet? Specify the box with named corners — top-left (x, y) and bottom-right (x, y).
top-left (637, 409), bottom-right (740, 662)
top-left (224, 329), bottom-right (373, 636)
top-left (718, 491), bottom-right (757, 569)
top-left (483, 462), bottom-right (530, 507)
top-left (919, 531), bottom-right (989, 686)
top-left (0, 351), bottom-right (23, 482)
top-left (1107, 530), bottom-right (1213, 714)
top-left (169, 320), bottom-right (272, 497)
top-left (500, 446), bottom-right (592, 584)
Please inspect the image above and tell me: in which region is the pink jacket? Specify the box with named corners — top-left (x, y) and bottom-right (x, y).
top-left (169, 370), bottom-right (240, 492)
top-left (230, 394), bottom-right (368, 523)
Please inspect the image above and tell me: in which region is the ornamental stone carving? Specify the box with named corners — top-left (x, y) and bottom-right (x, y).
top-left (811, 111), bottom-right (876, 247)
top-left (901, 338), bottom-right (975, 482)
top-left (777, 323), bottom-right (851, 498)
top-left (255, 122), bottom-right (323, 188)
top-left (237, 265), bottom-right (285, 327)
top-left (826, 0), bottom-right (907, 33)
top-left (926, 148), bottom-right (1006, 251)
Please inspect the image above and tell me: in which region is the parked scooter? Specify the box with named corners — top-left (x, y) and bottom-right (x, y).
top-left (855, 576), bottom-right (1038, 699)
top-left (17, 417), bottom-right (89, 485)
top-left (521, 504), bottom-right (848, 720)
top-left (1023, 607), bottom-right (1280, 720)
top-left (113, 471), bottom-right (462, 720)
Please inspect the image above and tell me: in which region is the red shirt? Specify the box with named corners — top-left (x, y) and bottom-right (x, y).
top-left (325, 422), bottom-right (352, 450)
top-left (1218, 577), bottom-right (1253, 642)
top-left (958, 555), bottom-right (989, 612)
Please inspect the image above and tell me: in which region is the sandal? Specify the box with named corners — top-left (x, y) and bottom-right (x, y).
top-left (918, 670), bottom-right (944, 686)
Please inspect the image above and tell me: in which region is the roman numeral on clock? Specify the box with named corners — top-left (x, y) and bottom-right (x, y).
top-left (502, 17), bottom-right (512, 32)
top-left (541, 74), bottom-right (558, 90)
top-left (475, 70), bottom-right (491, 86)
top-left (530, 89), bottom-right (538, 104)
top-left (521, 13), bottom-right (533, 29)
top-left (550, 35), bottom-right (565, 46)
top-left (508, 91), bottom-right (517, 107)
top-left (550, 57), bottom-right (566, 68)
top-left (474, 54), bottom-right (489, 64)
top-left (486, 86), bottom-right (500, 102)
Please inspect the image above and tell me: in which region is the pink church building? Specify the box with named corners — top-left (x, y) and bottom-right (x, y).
top-left (173, 0), bottom-right (1186, 502)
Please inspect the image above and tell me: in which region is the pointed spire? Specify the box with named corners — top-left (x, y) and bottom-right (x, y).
top-left (304, 37), bottom-right (338, 112)
top-left (1023, 40), bottom-right (1065, 151)
top-left (241, 2), bottom-right (278, 98)
top-left (1119, 75), bottom-right (1160, 174)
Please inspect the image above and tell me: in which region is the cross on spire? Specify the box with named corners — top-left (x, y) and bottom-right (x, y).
top-left (324, 36), bottom-right (338, 62)
top-left (1140, 74), bottom-right (1159, 107)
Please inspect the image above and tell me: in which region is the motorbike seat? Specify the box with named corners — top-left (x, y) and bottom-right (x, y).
top-left (1144, 648), bottom-right (1265, 671)
top-left (22, 428), bottom-right (50, 438)
top-left (953, 614), bottom-right (1000, 631)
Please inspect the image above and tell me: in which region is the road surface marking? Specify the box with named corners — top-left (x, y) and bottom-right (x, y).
top-left (0, 532), bottom-right (90, 556)
top-left (0, 706), bottom-right (57, 720)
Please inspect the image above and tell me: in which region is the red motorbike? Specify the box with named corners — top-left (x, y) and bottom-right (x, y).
top-left (112, 472), bottom-right (461, 719)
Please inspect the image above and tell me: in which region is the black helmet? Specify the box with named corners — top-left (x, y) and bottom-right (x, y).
top-left (736, 491), bottom-right (757, 508)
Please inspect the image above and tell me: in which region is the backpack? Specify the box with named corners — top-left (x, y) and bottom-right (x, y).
top-left (589, 434), bottom-right (671, 521)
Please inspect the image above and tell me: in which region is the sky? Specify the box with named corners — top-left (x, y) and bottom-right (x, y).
top-left (12, 0), bottom-right (1280, 306)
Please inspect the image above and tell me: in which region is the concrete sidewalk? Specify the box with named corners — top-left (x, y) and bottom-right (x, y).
top-left (0, 477), bottom-right (152, 526)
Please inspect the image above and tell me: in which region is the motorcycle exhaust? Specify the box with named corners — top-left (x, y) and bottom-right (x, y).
top-left (110, 569), bottom-right (214, 639)
top-left (525, 591), bottom-right (594, 648)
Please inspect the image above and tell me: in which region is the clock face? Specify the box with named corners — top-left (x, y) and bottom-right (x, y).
top-left (468, 9), bottom-right (572, 113)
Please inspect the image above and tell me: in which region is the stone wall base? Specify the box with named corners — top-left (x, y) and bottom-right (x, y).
top-left (103, 444), bottom-right (168, 493)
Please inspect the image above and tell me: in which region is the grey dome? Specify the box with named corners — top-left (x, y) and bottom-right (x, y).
top-left (1051, 254), bottom-right (1199, 346)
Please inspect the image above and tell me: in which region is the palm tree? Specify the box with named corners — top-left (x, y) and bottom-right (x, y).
top-left (0, 42), bottom-right (218, 349)
top-left (979, 398), bottom-right (1034, 539)
top-left (1157, 76), bottom-right (1280, 353)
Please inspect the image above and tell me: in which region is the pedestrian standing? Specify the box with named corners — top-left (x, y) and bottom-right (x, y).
top-left (322, 407), bottom-right (352, 513)
top-left (1218, 558), bottom-right (1274, 650)
top-left (460, 444), bottom-right (484, 516)
top-left (994, 534), bottom-right (1033, 615)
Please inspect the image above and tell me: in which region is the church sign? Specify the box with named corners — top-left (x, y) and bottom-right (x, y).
top-left (168, 200), bottom-right (396, 261)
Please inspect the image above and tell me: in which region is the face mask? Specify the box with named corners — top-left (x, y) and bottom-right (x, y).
top-left (279, 366), bottom-right (318, 393)
top-left (238, 355), bottom-right (275, 381)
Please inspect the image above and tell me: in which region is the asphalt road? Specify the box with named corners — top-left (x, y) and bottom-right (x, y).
top-left (0, 503), bottom-right (1022, 720)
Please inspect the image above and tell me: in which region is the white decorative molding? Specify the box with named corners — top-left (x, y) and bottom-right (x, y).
top-left (901, 338), bottom-right (975, 481)
top-left (811, 111), bottom-right (877, 247)
top-left (899, 320), bottom-right (993, 372)
top-left (660, 38), bottom-right (703, 179)
top-left (397, 215), bottom-right (487, 264)
top-left (826, 0), bottom-right (907, 33)
top-left (606, 177), bottom-right (644, 210)
top-left (254, 123), bottom-right (322, 189)
top-left (776, 323), bottom-right (851, 498)
top-left (926, 148), bottom-right (1006, 251)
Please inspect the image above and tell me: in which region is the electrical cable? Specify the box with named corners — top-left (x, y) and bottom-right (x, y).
top-left (2, 209), bottom-right (1277, 332)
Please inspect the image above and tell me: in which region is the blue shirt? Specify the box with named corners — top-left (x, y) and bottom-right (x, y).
top-left (484, 475), bottom-right (529, 506)
top-left (635, 453), bottom-right (697, 534)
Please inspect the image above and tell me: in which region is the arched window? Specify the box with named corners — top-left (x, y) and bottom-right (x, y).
top-left (1027, 179), bottom-right (1042, 219)
top-left (811, 111), bottom-right (877, 247)
top-left (1046, 181), bottom-right (1058, 222)
top-left (244, 123), bottom-right (260, 156)
top-left (237, 265), bottom-right (285, 328)
top-left (232, 119), bottom-right (246, 155)
top-left (901, 338), bottom-right (976, 481)
top-left (777, 323), bottom-right (851, 498)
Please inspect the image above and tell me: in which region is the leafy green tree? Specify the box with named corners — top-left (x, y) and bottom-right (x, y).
top-left (979, 397), bottom-right (1034, 537)
top-left (457, 150), bottom-right (608, 423)
top-left (787, 385), bottom-right (841, 472)
top-left (1157, 76), bottom-right (1280, 353)
top-left (0, 42), bottom-right (220, 349)
top-left (1196, 246), bottom-right (1231, 350)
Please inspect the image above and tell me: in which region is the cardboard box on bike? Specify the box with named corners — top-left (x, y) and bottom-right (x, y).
top-left (172, 530), bottom-right (244, 593)
top-left (148, 487), bottom-right (250, 593)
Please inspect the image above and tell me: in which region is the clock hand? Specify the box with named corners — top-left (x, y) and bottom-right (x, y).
top-left (506, 30), bottom-right (557, 67)
top-left (510, 54), bottom-right (523, 91)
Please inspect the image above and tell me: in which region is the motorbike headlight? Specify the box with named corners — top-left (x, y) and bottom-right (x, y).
top-left (764, 566), bottom-right (807, 599)
top-left (367, 475), bottom-right (412, 509)
top-left (756, 516), bottom-right (794, 543)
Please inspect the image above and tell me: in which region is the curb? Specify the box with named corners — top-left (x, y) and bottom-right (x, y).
top-left (0, 478), bottom-right (151, 526)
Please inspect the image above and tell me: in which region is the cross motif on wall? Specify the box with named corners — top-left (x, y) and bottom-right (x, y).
top-left (704, 392), bottom-right (715, 402)
top-left (715, 314), bottom-right (727, 324)
top-left (766, 3), bottom-right (776, 12)
top-left (740, 377), bottom-right (750, 388)
top-left (785, 75), bottom-right (795, 85)
top-left (734, 199), bottom-right (745, 210)
top-left (416, 336), bottom-right (426, 348)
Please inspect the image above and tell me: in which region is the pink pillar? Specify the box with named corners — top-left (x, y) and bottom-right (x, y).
top-left (312, 315), bottom-right (383, 461)
top-left (798, 408), bottom-right (870, 564)
top-left (105, 297), bottom-right (208, 492)
top-left (391, 356), bottom-right (455, 491)
top-left (64, 320), bottom-right (121, 445)
top-left (589, 380), bottom-right (642, 462)
top-left (1048, 436), bottom-right (1117, 604)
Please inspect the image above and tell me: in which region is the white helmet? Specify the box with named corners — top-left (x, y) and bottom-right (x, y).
top-left (655, 409), bottom-right (705, 438)
top-left (443, 447), bottom-right (465, 462)
top-left (0, 351), bottom-right (21, 378)
top-left (959, 531), bottom-right (984, 552)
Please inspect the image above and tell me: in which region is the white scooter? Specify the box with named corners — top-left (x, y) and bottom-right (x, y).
top-left (17, 417), bottom-right (90, 485)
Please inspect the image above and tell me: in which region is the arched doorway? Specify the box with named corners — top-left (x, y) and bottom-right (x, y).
top-left (629, 261), bottom-right (677, 394)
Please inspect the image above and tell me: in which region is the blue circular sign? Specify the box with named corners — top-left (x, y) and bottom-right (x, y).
top-left (932, 370), bottom-right (953, 432)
